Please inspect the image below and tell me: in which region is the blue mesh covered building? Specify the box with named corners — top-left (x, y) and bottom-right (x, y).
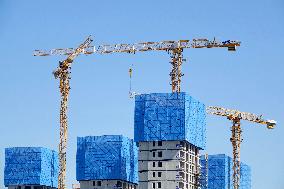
top-left (134, 92), bottom-right (206, 189)
top-left (200, 154), bottom-right (251, 189)
top-left (134, 92), bottom-right (206, 149)
top-left (4, 147), bottom-right (59, 188)
top-left (76, 135), bottom-right (138, 184)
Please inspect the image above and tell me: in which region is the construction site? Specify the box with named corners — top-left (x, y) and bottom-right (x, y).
top-left (1, 1), bottom-right (283, 189)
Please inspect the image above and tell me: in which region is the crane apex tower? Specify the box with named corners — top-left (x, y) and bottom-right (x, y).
top-left (134, 92), bottom-right (206, 189)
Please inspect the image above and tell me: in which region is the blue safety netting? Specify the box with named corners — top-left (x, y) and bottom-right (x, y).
top-left (76, 135), bottom-right (138, 184)
top-left (134, 92), bottom-right (206, 149)
top-left (200, 154), bottom-right (251, 189)
top-left (4, 147), bottom-right (58, 187)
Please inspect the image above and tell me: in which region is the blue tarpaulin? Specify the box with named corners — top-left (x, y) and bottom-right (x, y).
top-left (76, 135), bottom-right (138, 184)
top-left (134, 92), bottom-right (206, 149)
top-left (200, 154), bottom-right (251, 189)
top-left (4, 147), bottom-right (58, 187)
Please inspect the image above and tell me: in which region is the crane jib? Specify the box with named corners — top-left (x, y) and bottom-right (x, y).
top-left (33, 38), bottom-right (241, 56)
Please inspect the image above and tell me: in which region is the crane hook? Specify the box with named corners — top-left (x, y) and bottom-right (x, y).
top-left (129, 67), bottom-right (132, 78)
top-left (129, 65), bottom-right (133, 98)
top-left (128, 64), bottom-right (140, 98)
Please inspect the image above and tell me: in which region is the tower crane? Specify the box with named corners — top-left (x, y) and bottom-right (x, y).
top-left (37, 36), bottom-right (93, 189)
top-left (34, 37), bottom-right (240, 93)
top-left (34, 36), bottom-right (240, 189)
top-left (206, 106), bottom-right (276, 189)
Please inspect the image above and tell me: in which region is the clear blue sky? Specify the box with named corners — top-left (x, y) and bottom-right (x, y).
top-left (0, 0), bottom-right (283, 188)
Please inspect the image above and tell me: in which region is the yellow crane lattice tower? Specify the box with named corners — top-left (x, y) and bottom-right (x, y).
top-left (46, 36), bottom-right (92, 189)
top-left (206, 106), bottom-right (276, 189)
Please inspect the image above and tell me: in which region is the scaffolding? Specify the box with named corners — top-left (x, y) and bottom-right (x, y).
top-left (4, 147), bottom-right (58, 188)
top-left (134, 92), bottom-right (206, 149)
top-left (200, 154), bottom-right (251, 189)
top-left (76, 135), bottom-right (138, 184)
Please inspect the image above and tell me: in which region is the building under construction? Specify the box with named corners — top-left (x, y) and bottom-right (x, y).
top-left (3, 93), bottom-right (253, 189)
top-left (3, 92), bottom-right (264, 189)
top-left (4, 147), bottom-right (58, 189)
top-left (76, 135), bottom-right (138, 189)
top-left (4, 36), bottom-right (277, 189)
top-left (3, 92), bottom-right (208, 189)
top-left (199, 154), bottom-right (251, 189)
top-left (134, 92), bottom-right (206, 189)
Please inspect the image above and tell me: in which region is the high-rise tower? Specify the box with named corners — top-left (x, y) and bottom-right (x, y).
top-left (134, 93), bottom-right (206, 189)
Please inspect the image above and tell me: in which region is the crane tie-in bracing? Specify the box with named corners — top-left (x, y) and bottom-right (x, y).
top-left (34, 38), bottom-right (240, 93)
top-left (206, 106), bottom-right (276, 189)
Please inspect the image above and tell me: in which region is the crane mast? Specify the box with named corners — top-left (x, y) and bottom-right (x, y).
top-left (206, 106), bottom-right (276, 189)
top-left (52, 36), bottom-right (93, 189)
top-left (169, 48), bottom-right (184, 92)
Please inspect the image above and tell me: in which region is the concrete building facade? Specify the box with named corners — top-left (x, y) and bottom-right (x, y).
top-left (7, 186), bottom-right (56, 189)
top-left (138, 141), bottom-right (200, 189)
top-left (79, 180), bottom-right (137, 189)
